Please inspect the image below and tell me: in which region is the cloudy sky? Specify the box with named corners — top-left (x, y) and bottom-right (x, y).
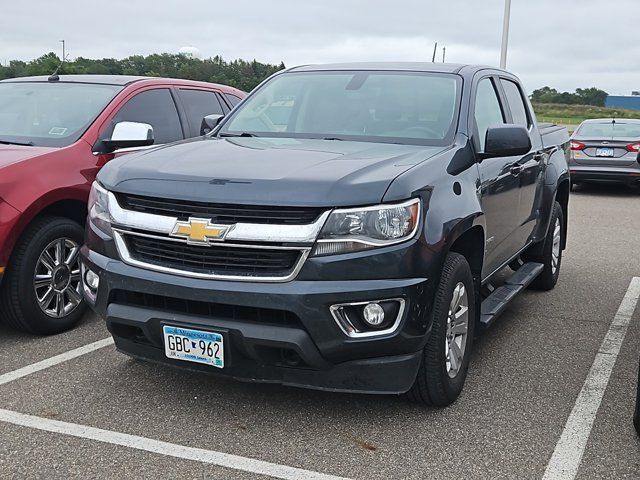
top-left (2, 0), bottom-right (639, 95)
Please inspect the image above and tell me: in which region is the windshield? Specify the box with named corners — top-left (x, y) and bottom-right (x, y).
top-left (0, 82), bottom-right (122, 147)
top-left (220, 71), bottom-right (462, 146)
top-left (576, 122), bottom-right (640, 139)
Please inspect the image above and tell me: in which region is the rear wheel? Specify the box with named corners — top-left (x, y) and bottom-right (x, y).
top-left (0, 216), bottom-right (86, 335)
top-left (407, 252), bottom-right (475, 407)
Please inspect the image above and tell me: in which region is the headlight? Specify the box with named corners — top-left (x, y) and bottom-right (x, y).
top-left (88, 181), bottom-right (113, 236)
top-left (312, 198), bottom-right (421, 256)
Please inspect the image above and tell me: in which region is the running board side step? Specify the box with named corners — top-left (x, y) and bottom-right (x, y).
top-left (480, 262), bottom-right (544, 328)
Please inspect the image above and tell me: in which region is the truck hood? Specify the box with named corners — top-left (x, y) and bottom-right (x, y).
top-left (0, 144), bottom-right (58, 169)
top-left (98, 137), bottom-right (447, 207)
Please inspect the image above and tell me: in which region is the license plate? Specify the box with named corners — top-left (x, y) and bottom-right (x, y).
top-left (163, 325), bottom-right (224, 368)
top-left (596, 147), bottom-right (614, 157)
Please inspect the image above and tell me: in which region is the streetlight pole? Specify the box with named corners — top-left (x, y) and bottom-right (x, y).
top-left (499, 0), bottom-right (511, 69)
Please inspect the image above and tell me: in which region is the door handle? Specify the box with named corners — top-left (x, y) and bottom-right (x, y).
top-left (510, 165), bottom-right (523, 177)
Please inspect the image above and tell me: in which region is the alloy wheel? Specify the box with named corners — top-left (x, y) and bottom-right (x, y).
top-left (551, 218), bottom-right (561, 275)
top-left (33, 238), bottom-right (83, 318)
top-left (445, 282), bottom-right (469, 378)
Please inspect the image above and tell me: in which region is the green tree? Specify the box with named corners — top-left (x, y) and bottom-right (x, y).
top-left (531, 86), bottom-right (609, 107)
top-left (575, 88), bottom-right (608, 107)
top-left (0, 52), bottom-right (284, 91)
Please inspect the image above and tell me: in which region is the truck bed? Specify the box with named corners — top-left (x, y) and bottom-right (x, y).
top-left (539, 122), bottom-right (570, 150)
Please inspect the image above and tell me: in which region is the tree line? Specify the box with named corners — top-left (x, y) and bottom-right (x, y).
top-left (0, 52), bottom-right (285, 92)
top-left (530, 86), bottom-right (609, 107)
top-left (1, 54), bottom-right (611, 107)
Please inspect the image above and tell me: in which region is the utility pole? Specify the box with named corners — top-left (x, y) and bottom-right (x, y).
top-left (442, 47), bottom-right (446, 63)
top-left (500, 0), bottom-right (511, 69)
top-left (60, 40), bottom-right (65, 61)
top-left (432, 42), bottom-right (438, 63)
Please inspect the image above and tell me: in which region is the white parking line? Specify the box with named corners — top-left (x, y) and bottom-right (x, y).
top-left (543, 276), bottom-right (640, 480)
top-left (0, 337), bottom-right (114, 386)
top-left (0, 408), bottom-right (349, 480)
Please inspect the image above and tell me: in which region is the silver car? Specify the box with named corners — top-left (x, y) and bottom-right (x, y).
top-left (569, 118), bottom-right (640, 189)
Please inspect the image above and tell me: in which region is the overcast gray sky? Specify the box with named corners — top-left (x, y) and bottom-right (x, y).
top-left (2, 0), bottom-right (638, 94)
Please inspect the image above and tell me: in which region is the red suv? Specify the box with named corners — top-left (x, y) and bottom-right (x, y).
top-left (0, 75), bottom-right (245, 334)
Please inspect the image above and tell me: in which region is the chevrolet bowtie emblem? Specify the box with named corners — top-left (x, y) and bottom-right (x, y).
top-left (170, 218), bottom-right (231, 245)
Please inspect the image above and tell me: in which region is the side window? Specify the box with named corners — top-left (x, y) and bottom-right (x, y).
top-left (217, 93), bottom-right (231, 114)
top-left (177, 89), bottom-right (225, 137)
top-left (474, 78), bottom-right (505, 151)
top-left (224, 93), bottom-right (242, 107)
top-left (500, 79), bottom-right (530, 128)
top-left (113, 89), bottom-right (183, 144)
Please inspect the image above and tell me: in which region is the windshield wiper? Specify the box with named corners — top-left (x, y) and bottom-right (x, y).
top-left (0, 139), bottom-right (34, 146)
top-left (322, 137), bottom-right (344, 141)
top-left (219, 132), bottom-right (257, 138)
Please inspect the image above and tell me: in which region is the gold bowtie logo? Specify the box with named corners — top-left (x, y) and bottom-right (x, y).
top-left (170, 218), bottom-right (231, 245)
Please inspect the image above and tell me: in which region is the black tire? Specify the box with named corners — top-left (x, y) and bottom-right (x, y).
top-left (0, 216), bottom-right (86, 335)
top-left (525, 201), bottom-right (564, 291)
top-left (407, 252), bottom-right (475, 407)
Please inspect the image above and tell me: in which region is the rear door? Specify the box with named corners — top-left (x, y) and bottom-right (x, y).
top-left (473, 76), bottom-right (521, 275)
top-left (175, 88), bottom-right (226, 137)
top-left (498, 78), bottom-right (545, 246)
top-left (223, 93), bottom-right (243, 108)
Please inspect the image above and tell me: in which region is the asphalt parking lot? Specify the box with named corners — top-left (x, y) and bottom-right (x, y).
top-left (0, 183), bottom-right (639, 479)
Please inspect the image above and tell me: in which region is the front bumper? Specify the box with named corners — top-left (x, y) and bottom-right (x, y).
top-left (81, 244), bottom-right (433, 394)
top-left (570, 166), bottom-right (640, 185)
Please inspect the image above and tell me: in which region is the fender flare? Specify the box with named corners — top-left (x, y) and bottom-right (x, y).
top-left (2, 186), bottom-right (89, 263)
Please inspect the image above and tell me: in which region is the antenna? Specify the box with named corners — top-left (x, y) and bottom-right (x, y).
top-left (432, 42), bottom-right (438, 63)
top-left (49, 51), bottom-right (69, 81)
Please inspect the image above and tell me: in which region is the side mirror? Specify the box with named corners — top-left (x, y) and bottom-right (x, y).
top-left (200, 114), bottom-right (225, 135)
top-left (98, 121), bottom-right (154, 153)
top-left (480, 125), bottom-right (531, 160)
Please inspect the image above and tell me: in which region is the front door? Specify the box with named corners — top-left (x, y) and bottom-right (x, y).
top-left (473, 77), bottom-right (522, 276)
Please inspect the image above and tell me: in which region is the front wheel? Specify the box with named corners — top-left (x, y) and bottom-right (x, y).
top-left (0, 216), bottom-right (86, 335)
top-left (407, 252), bottom-right (475, 407)
top-left (526, 201), bottom-right (564, 291)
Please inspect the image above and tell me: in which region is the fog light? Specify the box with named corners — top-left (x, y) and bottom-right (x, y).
top-left (362, 302), bottom-right (385, 326)
top-left (85, 269), bottom-right (99, 291)
top-left (81, 264), bottom-right (99, 304)
top-left (330, 298), bottom-right (405, 338)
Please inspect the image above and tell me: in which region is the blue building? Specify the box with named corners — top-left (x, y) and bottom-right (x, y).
top-left (605, 95), bottom-right (640, 111)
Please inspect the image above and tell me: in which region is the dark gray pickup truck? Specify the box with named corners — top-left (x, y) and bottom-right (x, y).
top-left (81, 63), bottom-right (570, 406)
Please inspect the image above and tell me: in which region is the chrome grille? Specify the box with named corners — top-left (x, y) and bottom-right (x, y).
top-left (122, 232), bottom-right (303, 279)
top-left (106, 190), bottom-right (328, 282)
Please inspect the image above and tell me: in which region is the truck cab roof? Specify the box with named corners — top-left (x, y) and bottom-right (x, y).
top-left (288, 62), bottom-right (507, 77)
